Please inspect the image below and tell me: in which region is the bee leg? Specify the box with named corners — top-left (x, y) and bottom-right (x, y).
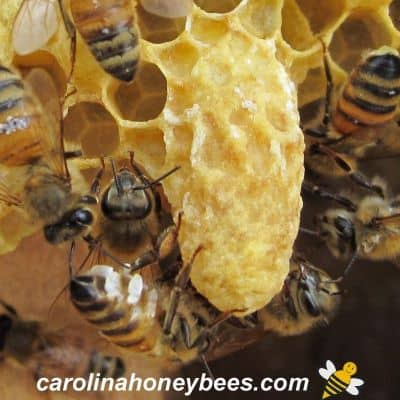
top-left (0, 300), bottom-right (18, 317)
top-left (319, 38), bottom-right (333, 129)
top-left (311, 143), bottom-right (384, 197)
top-left (156, 211), bottom-right (183, 260)
top-left (127, 211), bottom-right (184, 275)
top-left (64, 150), bottom-right (82, 159)
top-left (176, 317), bottom-right (214, 379)
top-left (128, 151), bottom-right (146, 178)
top-left (128, 249), bottom-right (158, 273)
top-left (349, 171), bottom-right (384, 197)
top-left (303, 126), bottom-right (329, 139)
top-left (302, 40), bottom-right (335, 140)
top-left (302, 181), bottom-right (357, 211)
top-left (162, 245), bottom-right (204, 335)
top-left (58, 0), bottom-right (77, 84)
top-left (327, 249), bottom-right (359, 283)
top-left (90, 158), bottom-right (106, 196)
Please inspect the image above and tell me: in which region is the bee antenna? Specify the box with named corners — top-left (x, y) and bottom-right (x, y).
top-left (0, 300), bottom-right (18, 317)
top-left (318, 286), bottom-right (343, 296)
top-left (68, 240), bottom-right (76, 279)
top-left (325, 248), bottom-right (359, 284)
top-left (341, 248), bottom-right (359, 278)
top-left (299, 227), bottom-right (320, 237)
top-left (48, 239), bottom-right (99, 322)
top-left (110, 158), bottom-right (123, 196)
top-left (200, 355), bottom-right (215, 380)
top-left (133, 166), bottom-right (181, 191)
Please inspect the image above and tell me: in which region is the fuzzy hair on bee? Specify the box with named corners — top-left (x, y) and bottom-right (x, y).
top-left (303, 45), bottom-right (400, 196)
top-left (305, 178), bottom-right (400, 279)
top-left (205, 257), bottom-right (341, 361)
top-left (13, 0), bottom-right (140, 82)
top-left (69, 258), bottom-right (220, 364)
top-left (88, 156), bottom-right (181, 278)
top-left (257, 257), bottom-right (341, 336)
top-left (0, 65), bottom-right (96, 244)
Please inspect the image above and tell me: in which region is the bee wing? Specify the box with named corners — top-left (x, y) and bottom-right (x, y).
top-left (140, 0), bottom-right (193, 18)
top-left (12, 0), bottom-right (59, 55)
top-left (24, 68), bottom-right (67, 177)
top-left (0, 175), bottom-right (22, 207)
top-left (346, 378), bottom-right (364, 395)
top-left (318, 360), bottom-right (336, 380)
top-left (26, 328), bottom-right (93, 379)
top-left (372, 213), bottom-right (400, 230)
top-left (205, 325), bottom-right (267, 361)
top-left (0, 66), bottom-right (67, 178)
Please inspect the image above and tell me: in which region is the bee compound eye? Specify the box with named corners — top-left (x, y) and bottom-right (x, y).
top-left (72, 209), bottom-right (94, 226)
top-left (302, 292), bottom-right (321, 317)
top-left (334, 216), bottom-right (354, 239)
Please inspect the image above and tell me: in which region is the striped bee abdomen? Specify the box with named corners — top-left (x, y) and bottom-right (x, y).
top-left (71, 0), bottom-right (140, 82)
top-left (0, 65), bottom-right (43, 166)
top-left (70, 265), bottom-right (159, 351)
top-left (87, 351), bottom-right (125, 378)
top-left (332, 48), bottom-right (400, 135)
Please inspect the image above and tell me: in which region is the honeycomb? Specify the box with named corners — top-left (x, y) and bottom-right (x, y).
top-left (0, 0), bottom-right (398, 397)
top-left (1, 0), bottom-right (398, 353)
top-left (0, 0), bottom-right (305, 316)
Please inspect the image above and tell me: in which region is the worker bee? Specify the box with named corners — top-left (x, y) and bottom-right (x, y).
top-left (303, 44), bottom-right (400, 195)
top-left (0, 300), bottom-right (125, 380)
top-left (205, 256), bottom-right (341, 361)
top-left (139, 0), bottom-right (193, 18)
top-left (0, 65), bottom-right (96, 244)
top-left (87, 155), bottom-right (180, 276)
top-left (69, 245), bottom-right (222, 364)
top-left (319, 360), bottom-right (364, 399)
top-left (304, 179), bottom-right (400, 278)
top-left (256, 256), bottom-right (341, 336)
top-left (70, 244), bottom-right (340, 364)
top-left (12, 0), bottom-right (140, 82)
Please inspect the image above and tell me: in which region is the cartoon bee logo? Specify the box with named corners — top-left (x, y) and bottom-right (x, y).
top-left (319, 360), bottom-right (364, 399)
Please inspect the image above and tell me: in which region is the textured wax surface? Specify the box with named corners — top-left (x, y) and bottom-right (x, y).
top-left (0, 0), bottom-right (305, 314)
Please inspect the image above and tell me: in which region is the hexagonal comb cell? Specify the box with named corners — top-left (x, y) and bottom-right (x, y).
top-left (238, 0), bottom-right (281, 39)
top-left (191, 14), bottom-right (229, 44)
top-left (124, 127), bottom-right (166, 173)
top-left (295, 0), bottom-right (346, 34)
top-left (114, 61), bottom-right (167, 121)
top-left (64, 102), bottom-right (120, 157)
top-left (136, 2), bottom-right (186, 43)
top-left (282, 0), bottom-right (314, 51)
top-left (194, 0), bottom-right (242, 13)
top-left (13, 50), bottom-right (67, 97)
top-left (390, 0), bottom-right (400, 31)
top-left (159, 40), bottom-right (200, 79)
top-left (298, 67), bottom-right (326, 108)
top-left (329, 10), bottom-right (392, 72)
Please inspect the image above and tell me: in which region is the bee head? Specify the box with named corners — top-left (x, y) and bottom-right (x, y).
top-left (44, 207), bottom-right (94, 244)
top-left (314, 209), bottom-right (356, 259)
top-left (362, 47), bottom-right (400, 80)
top-left (288, 262), bottom-right (341, 322)
top-left (101, 170), bottom-right (152, 221)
